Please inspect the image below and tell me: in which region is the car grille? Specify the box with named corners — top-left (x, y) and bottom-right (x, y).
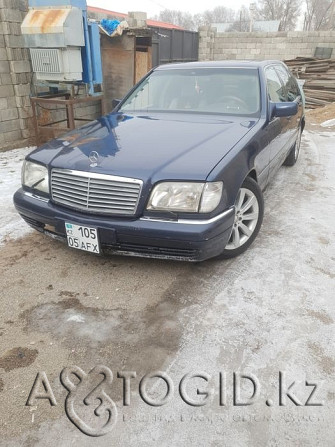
top-left (51, 169), bottom-right (142, 215)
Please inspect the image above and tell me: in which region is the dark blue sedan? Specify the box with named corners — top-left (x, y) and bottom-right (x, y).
top-left (14, 60), bottom-right (304, 261)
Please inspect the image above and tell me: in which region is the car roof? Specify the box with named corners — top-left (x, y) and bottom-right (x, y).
top-left (155, 60), bottom-right (284, 70)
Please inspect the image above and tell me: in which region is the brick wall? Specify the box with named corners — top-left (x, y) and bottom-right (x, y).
top-left (0, 0), bottom-right (32, 149)
top-left (199, 27), bottom-right (335, 62)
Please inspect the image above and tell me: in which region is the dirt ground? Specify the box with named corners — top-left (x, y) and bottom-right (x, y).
top-left (0, 119), bottom-right (334, 446)
top-left (306, 102), bottom-right (335, 124)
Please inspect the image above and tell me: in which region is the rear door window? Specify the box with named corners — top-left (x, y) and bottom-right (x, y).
top-left (275, 65), bottom-right (300, 102)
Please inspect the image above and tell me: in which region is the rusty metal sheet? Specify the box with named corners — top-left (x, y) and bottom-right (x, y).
top-left (22, 8), bottom-right (71, 34)
top-left (21, 6), bottom-right (84, 48)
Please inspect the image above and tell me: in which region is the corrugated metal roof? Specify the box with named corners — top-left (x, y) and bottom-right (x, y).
top-left (88, 6), bottom-right (128, 18)
top-left (253, 20), bottom-right (280, 32)
top-left (146, 19), bottom-right (183, 30)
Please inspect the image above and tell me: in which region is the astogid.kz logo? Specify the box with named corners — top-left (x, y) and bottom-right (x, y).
top-left (26, 367), bottom-right (324, 437)
top-left (60, 365), bottom-right (117, 437)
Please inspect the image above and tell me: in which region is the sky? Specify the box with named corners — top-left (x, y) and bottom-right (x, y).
top-left (87, 0), bottom-right (247, 18)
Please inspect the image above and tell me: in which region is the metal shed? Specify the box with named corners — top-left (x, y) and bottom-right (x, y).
top-left (151, 27), bottom-right (199, 67)
top-left (100, 28), bottom-right (153, 113)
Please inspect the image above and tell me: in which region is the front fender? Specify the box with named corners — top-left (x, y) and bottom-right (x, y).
top-left (207, 124), bottom-right (264, 207)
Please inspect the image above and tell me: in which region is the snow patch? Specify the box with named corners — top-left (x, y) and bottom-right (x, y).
top-left (0, 147), bottom-right (35, 245)
top-left (321, 118), bottom-right (335, 128)
top-left (67, 315), bottom-right (85, 323)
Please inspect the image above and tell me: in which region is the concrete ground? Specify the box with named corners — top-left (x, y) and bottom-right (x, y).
top-left (0, 126), bottom-right (334, 446)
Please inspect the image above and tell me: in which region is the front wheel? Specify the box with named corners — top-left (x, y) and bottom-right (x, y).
top-left (218, 177), bottom-right (264, 259)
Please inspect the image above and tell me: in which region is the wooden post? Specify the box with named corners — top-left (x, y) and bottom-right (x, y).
top-left (67, 102), bottom-right (75, 130)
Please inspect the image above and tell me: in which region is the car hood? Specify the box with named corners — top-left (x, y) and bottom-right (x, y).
top-left (29, 112), bottom-right (257, 182)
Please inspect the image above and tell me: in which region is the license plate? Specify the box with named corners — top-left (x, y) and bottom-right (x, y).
top-left (65, 222), bottom-right (100, 254)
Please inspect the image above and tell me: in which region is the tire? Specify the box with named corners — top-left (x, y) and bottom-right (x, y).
top-left (283, 126), bottom-right (302, 167)
top-left (218, 177), bottom-right (264, 259)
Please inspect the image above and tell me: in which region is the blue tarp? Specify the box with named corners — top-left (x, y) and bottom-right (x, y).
top-left (100, 19), bottom-right (121, 35)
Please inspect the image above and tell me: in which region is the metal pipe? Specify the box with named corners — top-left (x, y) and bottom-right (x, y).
top-left (83, 10), bottom-right (94, 95)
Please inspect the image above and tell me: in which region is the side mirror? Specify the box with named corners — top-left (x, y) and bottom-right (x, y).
top-left (112, 98), bottom-right (121, 109)
top-left (272, 101), bottom-right (298, 118)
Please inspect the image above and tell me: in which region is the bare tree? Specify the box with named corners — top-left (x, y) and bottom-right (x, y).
top-left (153, 7), bottom-right (235, 31)
top-left (257, 0), bottom-right (302, 30)
top-left (153, 2), bottom-right (308, 32)
top-left (191, 13), bottom-right (204, 28)
top-left (304, 0), bottom-right (334, 30)
top-left (227, 6), bottom-right (252, 32)
top-left (154, 9), bottom-right (196, 30)
top-left (202, 6), bottom-right (236, 24)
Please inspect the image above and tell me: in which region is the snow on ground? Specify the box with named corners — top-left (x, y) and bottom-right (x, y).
top-left (321, 118), bottom-right (335, 128)
top-left (0, 147), bottom-right (35, 245)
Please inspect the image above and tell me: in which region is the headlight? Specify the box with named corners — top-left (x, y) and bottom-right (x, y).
top-left (147, 181), bottom-right (223, 213)
top-left (22, 161), bottom-right (49, 194)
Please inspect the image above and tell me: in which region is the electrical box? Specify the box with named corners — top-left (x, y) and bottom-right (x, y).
top-left (21, 0), bottom-right (103, 94)
top-left (21, 5), bottom-right (84, 82)
top-left (29, 47), bottom-right (83, 82)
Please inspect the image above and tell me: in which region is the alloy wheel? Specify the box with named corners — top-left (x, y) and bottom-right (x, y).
top-left (225, 187), bottom-right (260, 250)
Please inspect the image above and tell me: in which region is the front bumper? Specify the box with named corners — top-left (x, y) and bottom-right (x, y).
top-left (13, 189), bottom-right (235, 262)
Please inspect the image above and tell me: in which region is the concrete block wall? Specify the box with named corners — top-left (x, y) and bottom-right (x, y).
top-left (0, 0), bottom-right (32, 149)
top-left (199, 27), bottom-right (335, 62)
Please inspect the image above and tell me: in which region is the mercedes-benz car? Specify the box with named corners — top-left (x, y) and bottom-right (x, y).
top-left (14, 60), bottom-right (304, 262)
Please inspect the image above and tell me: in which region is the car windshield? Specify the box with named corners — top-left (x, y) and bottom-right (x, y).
top-left (120, 67), bottom-right (261, 117)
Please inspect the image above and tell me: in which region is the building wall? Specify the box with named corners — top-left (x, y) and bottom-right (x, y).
top-left (101, 33), bottom-right (136, 114)
top-left (0, 0), bottom-right (33, 149)
top-left (199, 27), bottom-right (335, 61)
